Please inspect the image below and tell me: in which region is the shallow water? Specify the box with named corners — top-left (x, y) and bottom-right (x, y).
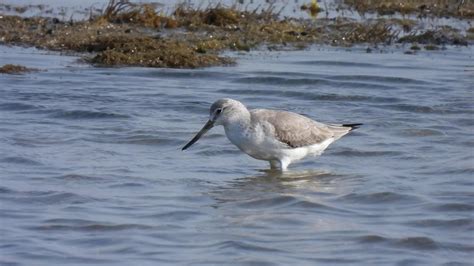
top-left (1, 45), bottom-right (473, 265)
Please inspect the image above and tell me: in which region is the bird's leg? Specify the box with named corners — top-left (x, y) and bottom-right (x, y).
top-left (269, 160), bottom-right (279, 169)
top-left (278, 158), bottom-right (291, 171)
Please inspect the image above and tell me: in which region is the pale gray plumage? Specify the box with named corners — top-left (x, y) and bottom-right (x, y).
top-left (183, 98), bottom-right (361, 170)
top-left (250, 109), bottom-right (349, 148)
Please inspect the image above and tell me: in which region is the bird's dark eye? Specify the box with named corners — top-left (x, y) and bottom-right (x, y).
top-left (216, 108), bottom-right (222, 115)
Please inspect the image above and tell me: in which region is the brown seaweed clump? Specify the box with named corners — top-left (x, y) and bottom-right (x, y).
top-left (169, 4), bottom-right (400, 48)
top-left (467, 27), bottom-right (474, 40)
top-left (96, 0), bottom-right (178, 29)
top-left (398, 27), bottom-right (468, 46)
top-left (324, 18), bottom-right (397, 45)
top-left (0, 14), bottom-right (233, 68)
top-left (0, 64), bottom-right (39, 74)
top-left (171, 5), bottom-right (315, 51)
top-left (87, 36), bottom-right (230, 68)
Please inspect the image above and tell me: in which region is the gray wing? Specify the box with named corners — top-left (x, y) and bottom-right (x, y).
top-left (251, 109), bottom-right (350, 148)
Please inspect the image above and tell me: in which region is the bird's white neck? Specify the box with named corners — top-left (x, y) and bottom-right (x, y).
top-left (222, 106), bottom-right (251, 129)
top-left (222, 107), bottom-right (252, 144)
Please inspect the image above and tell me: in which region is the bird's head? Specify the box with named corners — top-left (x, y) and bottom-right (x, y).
top-left (182, 98), bottom-right (246, 150)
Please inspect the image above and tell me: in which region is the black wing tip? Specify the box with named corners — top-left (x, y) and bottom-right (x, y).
top-left (343, 123), bottom-right (363, 131)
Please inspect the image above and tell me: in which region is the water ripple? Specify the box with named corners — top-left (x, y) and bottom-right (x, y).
top-left (0, 156), bottom-right (42, 165)
top-left (0, 102), bottom-right (41, 111)
top-left (405, 218), bottom-right (474, 230)
top-left (393, 236), bottom-right (439, 250)
top-left (212, 240), bottom-right (284, 253)
top-left (396, 128), bottom-right (445, 137)
top-left (219, 88), bottom-right (400, 103)
top-left (381, 103), bottom-right (474, 114)
top-left (29, 223), bottom-right (156, 232)
top-left (1, 190), bottom-right (95, 205)
top-left (83, 133), bottom-right (181, 146)
top-left (331, 148), bottom-right (403, 157)
top-left (234, 76), bottom-right (335, 86)
top-left (337, 192), bottom-right (422, 204)
top-left (296, 60), bottom-right (381, 67)
top-left (236, 195), bottom-right (346, 215)
top-left (356, 235), bottom-right (439, 250)
top-left (332, 75), bottom-right (432, 85)
top-left (50, 110), bottom-right (129, 120)
top-left (131, 70), bottom-right (233, 79)
top-left (237, 195), bottom-right (298, 208)
top-left (356, 234), bottom-right (387, 243)
top-left (140, 210), bottom-right (206, 221)
top-left (429, 203), bottom-right (474, 212)
top-left (53, 174), bottom-right (104, 181)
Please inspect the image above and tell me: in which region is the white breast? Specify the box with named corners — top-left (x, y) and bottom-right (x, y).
top-left (224, 123), bottom-right (281, 161)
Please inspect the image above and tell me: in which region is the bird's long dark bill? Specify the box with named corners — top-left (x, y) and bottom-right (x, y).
top-left (182, 120), bottom-right (214, 150)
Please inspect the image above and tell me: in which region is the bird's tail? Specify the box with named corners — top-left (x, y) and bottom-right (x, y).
top-left (342, 123), bottom-right (363, 131)
top-left (328, 123), bottom-right (362, 141)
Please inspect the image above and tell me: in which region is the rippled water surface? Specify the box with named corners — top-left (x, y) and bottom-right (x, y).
top-left (1, 45), bottom-right (473, 265)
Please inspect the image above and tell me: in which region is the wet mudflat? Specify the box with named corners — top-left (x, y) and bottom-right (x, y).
top-left (1, 44), bottom-right (473, 265)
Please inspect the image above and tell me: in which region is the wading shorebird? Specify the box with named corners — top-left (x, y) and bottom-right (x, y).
top-left (182, 98), bottom-right (361, 171)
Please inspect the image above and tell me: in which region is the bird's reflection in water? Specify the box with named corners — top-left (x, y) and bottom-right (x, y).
top-left (205, 168), bottom-right (360, 234)
top-left (209, 168), bottom-right (351, 206)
